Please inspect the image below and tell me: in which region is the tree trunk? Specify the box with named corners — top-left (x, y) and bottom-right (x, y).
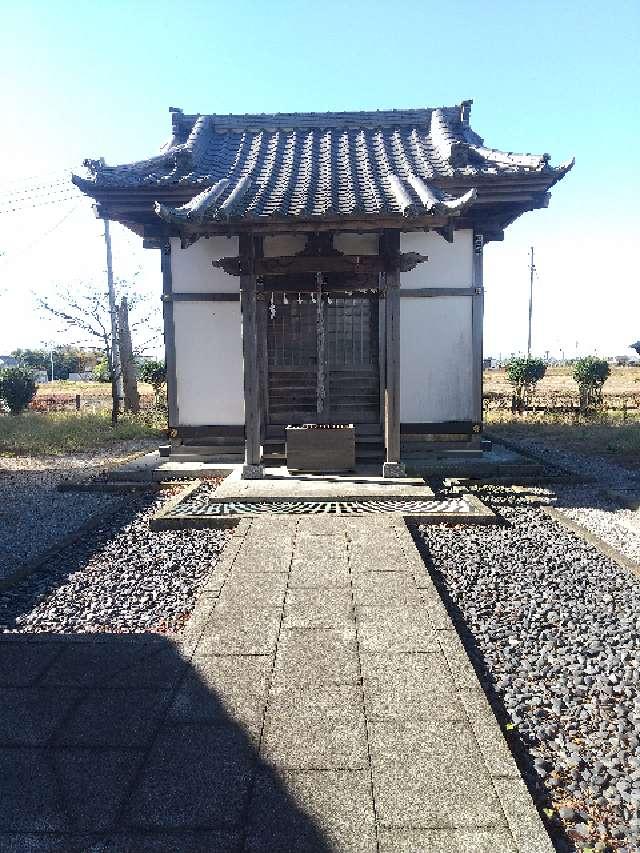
top-left (104, 336), bottom-right (120, 426)
top-left (118, 297), bottom-right (140, 414)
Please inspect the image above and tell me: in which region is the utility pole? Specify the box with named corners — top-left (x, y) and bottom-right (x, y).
top-left (527, 246), bottom-right (535, 358)
top-left (103, 217), bottom-right (123, 423)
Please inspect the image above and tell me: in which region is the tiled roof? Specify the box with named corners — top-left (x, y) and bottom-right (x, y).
top-left (74, 103), bottom-right (573, 223)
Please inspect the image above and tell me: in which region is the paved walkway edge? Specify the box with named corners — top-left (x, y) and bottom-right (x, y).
top-left (388, 521), bottom-right (554, 853)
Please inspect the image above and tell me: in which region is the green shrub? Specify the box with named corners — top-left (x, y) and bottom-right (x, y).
top-left (573, 356), bottom-right (610, 407)
top-left (0, 367), bottom-right (38, 415)
top-left (139, 360), bottom-right (166, 405)
top-left (93, 357), bottom-right (111, 383)
top-left (505, 357), bottom-right (546, 408)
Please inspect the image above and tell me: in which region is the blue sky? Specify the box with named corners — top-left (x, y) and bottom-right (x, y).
top-left (1, 0), bottom-right (638, 358)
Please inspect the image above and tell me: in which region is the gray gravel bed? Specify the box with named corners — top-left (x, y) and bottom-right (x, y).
top-left (0, 492), bottom-right (230, 635)
top-left (417, 487), bottom-right (640, 852)
top-left (0, 469), bottom-right (124, 582)
top-left (0, 442), bottom-right (158, 584)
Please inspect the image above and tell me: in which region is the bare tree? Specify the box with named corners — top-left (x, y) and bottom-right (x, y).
top-left (37, 279), bottom-right (160, 424)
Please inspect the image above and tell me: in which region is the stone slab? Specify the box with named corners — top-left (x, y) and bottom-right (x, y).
top-left (0, 749), bottom-right (68, 831)
top-left (283, 588), bottom-right (355, 629)
top-left (245, 768), bottom-right (377, 853)
top-left (0, 687), bottom-right (81, 746)
top-left (352, 573), bottom-right (422, 605)
top-left (169, 654), bottom-right (272, 741)
top-left (378, 828), bottom-right (517, 853)
top-left (273, 628), bottom-right (360, 685)
top-left (368, 719), bottom-right (506, 829)
top-left (288, 564), bottom-right (352, 589)
top-left (0, 641), bottom-right (62, 687)
top-left (361, 652), bottom-right (465, 721)
top-left (56, 688), bottom-right (172, 748)
top-left (261, 684), bottom-right (368, 770)
top-left (195, 608), bottom-right (282, 655)
top-left (216, 579), bottom-right (288, 611)
top-left (355, 606), bottom-right (440, 653)
top-left (53, 748), bottom-right (142, 831)
top-left (42, 643), bottom-right (153, 688)
top-left (492, 776), bottom-right (556, 853)
top-left (127, 725), bottom-right (255, 829)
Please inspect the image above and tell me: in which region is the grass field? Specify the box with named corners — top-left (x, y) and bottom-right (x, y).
top-left (35, 380), bottom-right (155, 398)
top-left (0, 411), bottom-right (165, 456)
top-left (484, 367), bottom-right (640, 465)
top-left (484, 365), bottom-right (640, 396)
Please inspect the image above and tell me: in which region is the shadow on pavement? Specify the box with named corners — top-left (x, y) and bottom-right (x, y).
top-left (0, 632), bottom-right (332, 852)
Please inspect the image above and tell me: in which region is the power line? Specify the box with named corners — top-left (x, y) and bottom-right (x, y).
top-left (0, 192), bottom-right (85, 215)
top-left (0, 168), bottom-right (76, 190)
top-left (0, 183), bottom-right (82, 207)
top-left (0, 174), bottom-right (71, 194)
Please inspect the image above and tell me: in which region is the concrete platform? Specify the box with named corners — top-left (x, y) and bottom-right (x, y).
top-left (108, 451), bottom-right (234, 482)
top-left (405, 443), bottom-right (549, 479)
top-left (215, 466), bottom-right (435, 501)
top-left (105, 443), bottom-right (547, 486)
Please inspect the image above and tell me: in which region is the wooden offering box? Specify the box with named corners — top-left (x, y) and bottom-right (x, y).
top-left (286, 424), bottom-right (356, 473)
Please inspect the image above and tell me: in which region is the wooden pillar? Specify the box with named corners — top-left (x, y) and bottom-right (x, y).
top-left (160, 240), bottom-right (180, 436)
top-left (381, 230), bottom-right (405, 478)
top-left (471, 231), bottom-right (484, 445)
top-left (240, 232), bottom-right (263, 478)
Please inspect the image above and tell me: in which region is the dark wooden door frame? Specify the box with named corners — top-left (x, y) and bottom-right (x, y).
top-left (264, 287), bottom-right (381, 427)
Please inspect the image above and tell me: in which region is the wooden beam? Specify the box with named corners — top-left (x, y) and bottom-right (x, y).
top-left (381, 231), bottom-right (404, 477)
top-left (400, 287), bottom-right (477, 298)
top-left (160, 240), bottom-right (180, 431)
top-left (256, 237), bottom-right (269, 437)
top-left (240, 233), bottom-right (263, 478)
top-left (471, 232), bottom-right (484, 437)
top-left (212, 252), bottom-right (428, 277)
top-left (162, 292), bottom-right (240, 302)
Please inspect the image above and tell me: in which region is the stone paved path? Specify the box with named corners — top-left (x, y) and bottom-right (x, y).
top-left (0, 516), bottom-right (551, 852)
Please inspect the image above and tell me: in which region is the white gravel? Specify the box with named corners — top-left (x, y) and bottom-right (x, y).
top-left (555, 486), bottom-right (640, 567)
top-left (496, 433), bottom-right (640, 569)
top-left (498, 433), bottom-right (640, 489)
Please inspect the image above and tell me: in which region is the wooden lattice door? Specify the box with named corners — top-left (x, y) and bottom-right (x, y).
top-left (267, 291), bottom-right (380, 425)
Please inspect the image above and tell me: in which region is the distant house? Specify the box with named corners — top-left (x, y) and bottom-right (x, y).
top-left (0, 356), bottom-right (18, 369)
top-left (68, 371), bottom-right (95, 382)
top-left (74, 101), bottom-right (573, 477)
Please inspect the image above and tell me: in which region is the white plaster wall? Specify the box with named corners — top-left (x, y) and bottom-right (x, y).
top-left (400, 297), bottom-right (473, 422)
top-left (400, 229), bottom-right (472, 288)
top-left (263, 234), bottom-right (307, 257)
top-left (171, 236), bottom-right (239, 293)
top-left (263, 232), bottom-right (379, 257)
top-left (333, 232), bottom-right (378, 255)
top-left (173, 300), bottom-right (244, 425)
top-left (399, 229), bottom-right (474, 422)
